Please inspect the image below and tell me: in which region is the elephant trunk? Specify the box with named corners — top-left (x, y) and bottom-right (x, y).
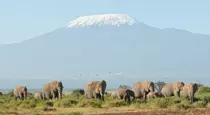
top-left (58, 88), bottom-right (63, 99)
top-left (24, 87), bottom-right (27, 100)
top-left (100, 87), bottom-right (105, 101)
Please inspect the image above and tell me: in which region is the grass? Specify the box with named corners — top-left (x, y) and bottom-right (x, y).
top-left (0, 89), bottom-right (210, 114)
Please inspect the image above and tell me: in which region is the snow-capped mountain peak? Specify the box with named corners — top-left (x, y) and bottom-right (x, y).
top-left (66, 14), bottom-right (137, 28)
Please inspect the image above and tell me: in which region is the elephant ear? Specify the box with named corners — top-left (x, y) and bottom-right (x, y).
top-left (95, 82), bottom-right (102, 93)
top-left (145, 81), bottom-right (151, 91)
top-left (174, 83), bottom-right (180, 92)
top-left (194, 83), bottom-right (199, 92)
top-left (178, 82), bottom-right (185, 89)
top-left (56, 81), bottom-right (64, 88)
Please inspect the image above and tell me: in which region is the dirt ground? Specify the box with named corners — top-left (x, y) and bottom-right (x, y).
top-left (6, 108), bottom-right (210, 115)
top-left (87, 108), bottom-right (210, 115)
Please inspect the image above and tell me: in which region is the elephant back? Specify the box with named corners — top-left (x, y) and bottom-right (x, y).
top-left (34, 91), bottom-right (43, 99)
top-left (14, 86), bottom-right (27, 93)
top-left (133, 81), bottom-right (154, 92)
top-left (183, 83), bottom-right (198, 96)
top-left (43, 82), bottom-right (52, 92)
top-left (117, 87), bottom-right (126, 98)
top-left (111, 90), bottom-right (118, 99)
top-left (86, 80), bottom-right (106, 93)
top-left (86, 81), bottom-right (100, 90)
top-left (51, 81), bottom-right (64, 90)
top-left (173, 82), bottom-right (185, 92)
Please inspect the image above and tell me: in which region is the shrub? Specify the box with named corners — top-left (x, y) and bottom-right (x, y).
top-left (199, 96), bottom-right (210, 103)
top-left (54, 99), bottom-right (78, 108)
top-left (78, 99), bottom-right (102, 108)
top-left (45, 101), bottom-right (54, 107)
top-left (193, 101), bottom-right (207, 108)
top-left (148, 97), bottom-right (175, 108)
top-left (5, 91), bottom-right (14, 97)
top-left (197, 87), bottom-right (210, 93)
top-left (72, 89), bottom-right (84, 95)
top-left (106, 100), bottom-right (128, 107)
top-left (42, 107), bottom-right (57, 112)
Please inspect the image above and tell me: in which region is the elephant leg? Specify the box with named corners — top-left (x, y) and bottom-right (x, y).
top-left (123, 94), bottom-right (127, 101)
top-left (132, 96), bottom-right (135, 102)
top-left (85, 93), bottom-right (88, 99)
top-left (143, 92), bottom-right (146, 100)
top-left (93, 92), bottom-right (96, 99)
top-left (189, 95), bottom-right (193, 103)
top-left (24, 92), bottom-right (27, 100)
top-left (51, 91), bottom-right (55, 99)
top-left (14, 93), bottom-right (17, 100)
top-left (45, 92), bottom-right (50, 100)
top-left (42, 92), bottom-right (46, 100)
top-left (174, 91), bottom-right (180, 98)
top-left (117, 94), bottom-right (121, 99)
top-left (14, 95), bottom-right (17, 100)
top-left (101, 95), bottom-right (104, 101)
top-left (125, 94), bottom-right (131, 104)
top-left (19, 92), bottom-right (22, 100)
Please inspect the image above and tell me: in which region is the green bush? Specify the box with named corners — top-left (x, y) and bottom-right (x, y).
top-left (197, 87), bottom-right (210, 93)
top-left (148, 97), bottom-right (176, 108)
top-left (106, 100), bottom-right (128, 107)
top-left (72, 89), bottom-right (84, 95)
top-left (78, 99), bottom-right (103, 108)
top-left (54, 99), bottom-right (78, 108)
top-left (193, 101), bottom-right (207, 108)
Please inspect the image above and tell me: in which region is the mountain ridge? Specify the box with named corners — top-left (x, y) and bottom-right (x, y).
top-left (0, 14), bottom-right (209, 88)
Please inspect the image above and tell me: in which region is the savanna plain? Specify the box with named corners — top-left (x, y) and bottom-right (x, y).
top-left (1, 86), bottom-right (210, 115)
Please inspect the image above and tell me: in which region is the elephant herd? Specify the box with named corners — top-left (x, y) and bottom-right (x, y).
top-left (12, 80), bottom-right (199, 103)
top-left (13, 81), bottom-right (64, 100)
top-left (110, 81), bottom-right (198, 103)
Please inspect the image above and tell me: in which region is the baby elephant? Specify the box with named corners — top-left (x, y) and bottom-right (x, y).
top-left (34, 91), bottom-right (44, 100)
top-left (111, 87), bottom-right (135, 104)
top-left (147, 91), bottom-right (162, 100)
top-left (182, 83), bottom-right (198, 102)
top-left (14, 86), bottom-right (27, 100)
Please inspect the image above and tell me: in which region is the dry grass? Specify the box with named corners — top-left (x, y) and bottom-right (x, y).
top-left (0, 89), bottom-right (210, 115)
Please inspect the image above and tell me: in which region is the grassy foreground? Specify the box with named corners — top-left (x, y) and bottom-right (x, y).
top-left (0, 87), bottom-right (210, 115)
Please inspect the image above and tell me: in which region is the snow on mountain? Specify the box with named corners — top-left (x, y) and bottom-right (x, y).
top-left (66, 14), bottom-right (137, 28)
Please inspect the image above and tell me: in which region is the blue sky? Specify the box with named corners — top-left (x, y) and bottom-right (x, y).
top-left (0, 0), bottom-right (209, 44)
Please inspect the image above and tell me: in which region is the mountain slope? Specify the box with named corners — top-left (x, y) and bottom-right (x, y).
top-left (0, 14), bottom-right (210, 88)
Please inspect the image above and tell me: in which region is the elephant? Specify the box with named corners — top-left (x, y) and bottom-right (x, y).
top-left (111, 90), bottom-right (118, 99)
top-left (14, 86), bottom-right (27, 100)
top-left (34, 91), bottom-right (44, 100)
top-left (132, 81), bottom-right (155, 100)
top-left (0, 92), bottom-right (2, 95)
top-left (161, 82), bottom-right (184, 98)
top-left (124, 89), bottom-right (135, 104)
top-left (147, 91), bottom-right (162, 100)
top-left (182, 83), bottom-right (198, 102)
top-left (42, 81), bottom-right (64, 100)
top-left (111, 87), bottom-right (135, 104)
top-left (84, 80), bottom-right (106, 101)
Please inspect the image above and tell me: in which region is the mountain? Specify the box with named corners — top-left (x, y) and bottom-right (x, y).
top-left (0, 14), bottom-right (210, 89)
